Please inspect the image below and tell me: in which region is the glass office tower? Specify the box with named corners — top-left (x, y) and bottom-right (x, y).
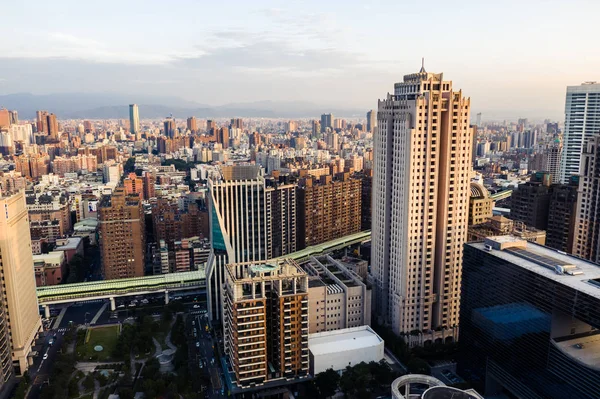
top-left (460, 236), bottom-right (600, 399)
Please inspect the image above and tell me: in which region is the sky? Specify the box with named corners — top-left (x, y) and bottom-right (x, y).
top-left (1, 0), bottom-right (599, 120)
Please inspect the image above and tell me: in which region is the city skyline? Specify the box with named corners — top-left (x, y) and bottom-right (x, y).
top-left (1, 0), bottom-right (599, 120)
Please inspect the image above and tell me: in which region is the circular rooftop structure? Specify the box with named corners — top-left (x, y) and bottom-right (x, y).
top-left (392, 375), bottom-right (445, 399)
top-left (470, 182), bottom-right (490, 198)
top-left (392, 375), bottom-right (481, 399)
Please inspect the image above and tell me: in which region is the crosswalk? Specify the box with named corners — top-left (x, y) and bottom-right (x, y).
top-left (57, 328), bottom-right (68, 333)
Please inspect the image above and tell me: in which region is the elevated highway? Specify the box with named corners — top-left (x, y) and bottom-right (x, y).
top-left (36, 230), bottom-right (372, 315)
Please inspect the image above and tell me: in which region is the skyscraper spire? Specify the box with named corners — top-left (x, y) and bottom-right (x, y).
top-left (420, 57), bottom-right (426, 73)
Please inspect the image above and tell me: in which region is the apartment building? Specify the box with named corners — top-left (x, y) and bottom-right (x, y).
top-left (296, 172), bottom-right (361, 249)
top-left (98, 187), bottom-right (146, 279)
top-left (223, 259), bottom-right (309, 390)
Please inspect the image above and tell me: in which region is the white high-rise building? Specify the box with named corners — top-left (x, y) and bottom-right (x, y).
top-left (129, 104), bottom-right (140, 135)
top-left (102, 163), bottom-right (121, 184)
top-left (372, 66), bottom-right (473, 344)
top-left (560, 82), bottom-right (600, 183)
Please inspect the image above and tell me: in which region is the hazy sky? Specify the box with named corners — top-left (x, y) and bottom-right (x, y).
top-left (1, 0), bottom-right (599, 120)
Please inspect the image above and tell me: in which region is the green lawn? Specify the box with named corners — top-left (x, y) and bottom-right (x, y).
top-left (76, 325), bottom-right (120, 361)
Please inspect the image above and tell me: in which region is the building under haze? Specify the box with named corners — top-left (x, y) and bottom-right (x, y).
top-left (320, 113), bottom-right (333, 133)
top-left (98, 187), bottom-right (146, 279)
top-left (0, 191), bottom-right (42, 385)
top-left (372, 67), bottom-right (472, 343)
top-left (560, 81), bottom-right (600, 183)
top-left (129, 104), bottom-right (139, 136)
top-left (187, 116), bottom-right (197, 133)
top-left (366, 109), bottom-right (376, 133)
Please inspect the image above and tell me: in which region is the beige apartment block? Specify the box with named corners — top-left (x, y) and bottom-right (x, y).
top-left (302, 256), bottom-right (371, 334)
top-left (0, 191), bottom-right (42, 381)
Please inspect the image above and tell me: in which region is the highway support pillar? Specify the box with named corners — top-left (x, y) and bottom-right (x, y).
top-left (109, 297), bottom-right (116, 311)
top-left (165, 290), bottom-right (170, 305)
top-left (44, 305), bottom-right (50, 319)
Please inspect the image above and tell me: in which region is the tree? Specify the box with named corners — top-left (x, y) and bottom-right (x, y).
top-left (407, 357), bottom-right (430, 374)
top-left (170, 315), bottom-right (186, 346)
top-left (161, 308), bottom-right (173, 325)
top-left (13, 378), bottom-right (28, 399)
top-left (314, 369), bottom-right (340, 398)
top-left (118, 388), bottom-right (135, 399)
top-left (83, 374), bottom-right (95, 391)
top-left (66, 254), bottom-right (85, 283)
top-left (123, 157), bottom-right (136, 175)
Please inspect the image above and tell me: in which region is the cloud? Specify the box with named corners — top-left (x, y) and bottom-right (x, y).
top-left (3, 30), bottom-right (204, 66)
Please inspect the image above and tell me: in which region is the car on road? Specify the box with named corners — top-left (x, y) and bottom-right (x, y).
top-left (43, 353), bottom-right (48, 360)
top-left (196, 342), bottom-right (200, 348)
top-left (49, 339), bottom-right (54, 346)
top-left (193, 304), bottom-right (201, 309)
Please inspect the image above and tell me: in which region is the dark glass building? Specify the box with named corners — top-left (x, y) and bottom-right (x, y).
top-left (460, 236), bottom-right (600, 399)
top-left (509, 172), bottom-right (551, 230)
top-left (546, 176), bottom-right (579, 252)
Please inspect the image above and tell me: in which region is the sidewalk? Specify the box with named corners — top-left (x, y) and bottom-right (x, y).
top-left (90, 302), bottom-right (108, 325)
top-left (52, 307), bottom-right (69, 329)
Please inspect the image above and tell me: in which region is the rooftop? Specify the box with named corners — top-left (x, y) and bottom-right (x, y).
top-left (469, 236), bottom-right (600, 300)
top-left (55, 237), bottom-right (82, 251)
top-left (226, 258), bottom-right (306, 283)
top-left (308, 325), bottom-right (383, 356)
top-left (554, 332), bottom-right (600, 369)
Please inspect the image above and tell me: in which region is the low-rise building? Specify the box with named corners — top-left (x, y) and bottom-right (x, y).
top-left (33, 251), bottom-right (66, 286)
top-left (308, 325), bottom-right (384, 375)
top-left (54, 237), bottom-right (84, 263)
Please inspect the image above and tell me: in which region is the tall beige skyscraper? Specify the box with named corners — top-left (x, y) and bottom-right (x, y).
top-left (0, 191), bottom-right (42, 379)
top-left (372, 66), bottom-right (473, 345)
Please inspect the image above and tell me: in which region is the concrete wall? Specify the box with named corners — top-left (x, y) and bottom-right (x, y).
top-left (311, 340), bottom-right (384, 374)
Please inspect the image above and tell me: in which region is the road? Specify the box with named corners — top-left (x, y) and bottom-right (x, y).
top-left (187, 308), bottom-right (227, 399)
top-left (27, 329), bottom-right (66, 399)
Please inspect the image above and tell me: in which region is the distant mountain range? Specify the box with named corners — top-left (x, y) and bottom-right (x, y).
top-left (0, 93), bottom-right (366, 119)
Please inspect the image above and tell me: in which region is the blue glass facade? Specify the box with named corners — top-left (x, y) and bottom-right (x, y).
top-left (211, 206), bottom-right (227, 252)
top-left (459, 243), bottom-right (600, 399)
